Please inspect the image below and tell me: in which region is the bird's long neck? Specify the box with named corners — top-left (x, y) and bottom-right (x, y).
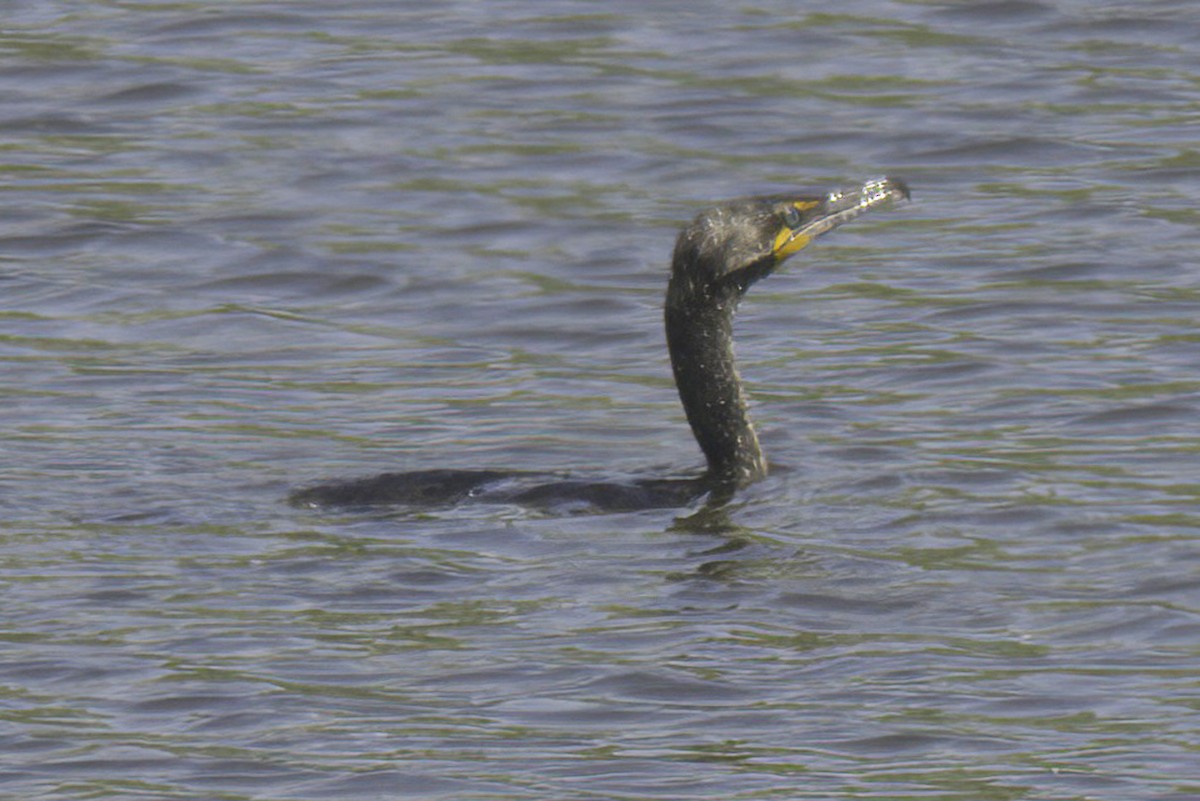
top-left (665, 295), bottom-right (767, 486)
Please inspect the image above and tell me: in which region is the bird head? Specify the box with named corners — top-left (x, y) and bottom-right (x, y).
top-left (668, 176), bottom-right (910, 306)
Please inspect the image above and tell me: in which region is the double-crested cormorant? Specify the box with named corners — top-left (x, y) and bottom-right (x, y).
top-left (290, 176), bottom-right (909, 511)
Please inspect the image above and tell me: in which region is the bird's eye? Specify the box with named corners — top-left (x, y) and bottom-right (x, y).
top-left (783, 205), bottom-right (802, 229)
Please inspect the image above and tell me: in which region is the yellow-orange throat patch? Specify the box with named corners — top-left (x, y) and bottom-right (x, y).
top-left (772, 200), bottom-right (819, 260)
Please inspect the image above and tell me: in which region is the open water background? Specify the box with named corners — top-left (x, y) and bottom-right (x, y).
top-left (3, 2), bottom-right (1199, 799)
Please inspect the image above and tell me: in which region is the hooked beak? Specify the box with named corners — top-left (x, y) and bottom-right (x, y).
top-left (773, 176), bottom-right (910, 260)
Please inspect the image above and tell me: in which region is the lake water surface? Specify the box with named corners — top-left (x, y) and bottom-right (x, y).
top-left (2, 2), bottom-right (1199, 799)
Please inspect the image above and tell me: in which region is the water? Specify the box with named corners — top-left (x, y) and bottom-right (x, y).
top-left (2, 2), bottom-right (1198, 799)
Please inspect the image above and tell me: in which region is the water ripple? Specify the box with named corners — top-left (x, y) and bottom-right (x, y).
top-left (3, 1), bottom-right (1199, 799)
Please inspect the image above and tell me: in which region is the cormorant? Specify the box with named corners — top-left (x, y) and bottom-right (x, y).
top-left (290, 176), bottom-right (909, 512)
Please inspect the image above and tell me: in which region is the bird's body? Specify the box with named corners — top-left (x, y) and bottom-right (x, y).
top-left (290, 177), bottom-right (909, 512)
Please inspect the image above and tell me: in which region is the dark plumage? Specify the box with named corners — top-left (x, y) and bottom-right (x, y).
top-left (291, 177), bottom-right (909, 511)
top-left (666, 177), bottom-right (910, 486)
